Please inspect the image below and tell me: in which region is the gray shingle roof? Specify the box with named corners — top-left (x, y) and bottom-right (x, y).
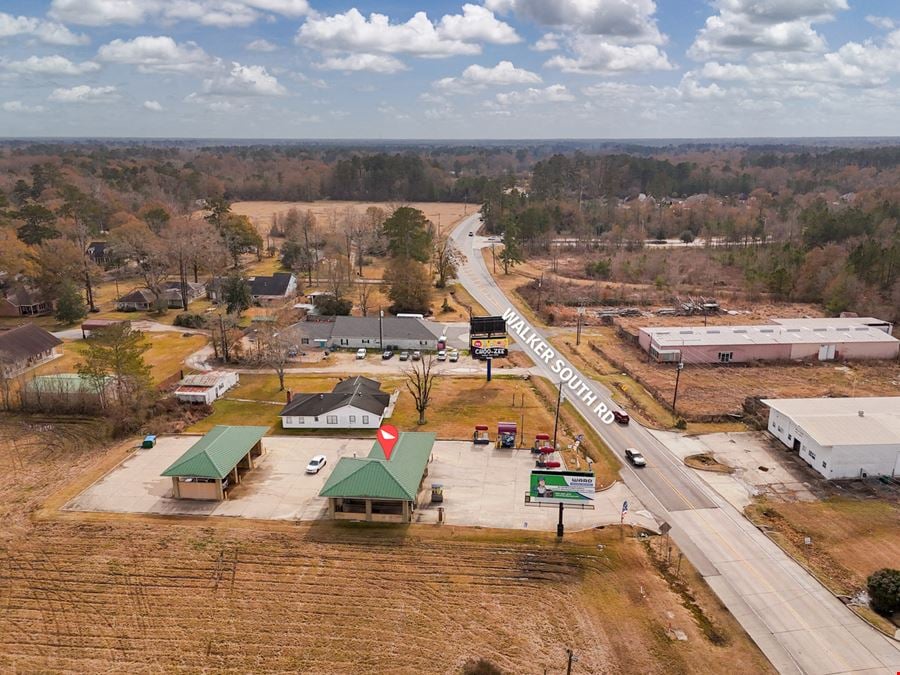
top-left (331, 316), bottom-right (439, 342)
top-left (0, 323), bottom-right (62, 362)
top-left (280, 376), bottom-right (389, 418)
top-left (249, 273), bottom-right (294, 297)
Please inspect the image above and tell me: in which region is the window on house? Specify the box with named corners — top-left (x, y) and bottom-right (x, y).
top-left (787, 434), bottom-right (792, 441)
top-left (362, 415), bottom-right (369, 425)
top-left (295, 417), bottom-right (303, 424)
top-left (777, 426), bottom-right (783, 433)
top-left (718, 351), bottom-right (733, 363)
top-left (349, 415), bottom-right (356, 424)
top-left (326, 415), bottom-right (338, 425)
top-left (822, 461), bottom-right (827, 468)
top-left (808, 450), bottom-right (816, 460)
top-left (301, 338), bottom-right (309, 344)
top-left (314, 416), bottom-right (319, 422)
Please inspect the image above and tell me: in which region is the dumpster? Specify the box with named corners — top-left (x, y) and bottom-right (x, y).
top-left (142, 435), bottom-right (157, 449)
top-left (497, 421), bottom-right (517, 448)
top-left (473, 424), bottom-right (491, 445)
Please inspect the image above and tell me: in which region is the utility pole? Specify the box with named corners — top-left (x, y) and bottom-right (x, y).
top-left (576, 303), bottom-right (584, 346)
top-left (378, 308), bottom-right (383, 349)
top-left (491, 242), bottom-right (497, 274)
top-left (552, 380), bottom-right (563, 450)
top-left (672, 361), bottom-right (684, 419)
top-left (566, 648), bottom-right (576, 675)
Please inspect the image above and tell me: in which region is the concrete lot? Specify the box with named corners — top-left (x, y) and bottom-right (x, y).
top-left (67, 435), bottom-right (655, 532)
top-left (650, 430), bottom-right (818, 509)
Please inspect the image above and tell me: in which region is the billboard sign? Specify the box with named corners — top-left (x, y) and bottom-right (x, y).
top-left (528, 470), bottom-right (595, 504)
top-left (470, 315), bottom-right (508, 359)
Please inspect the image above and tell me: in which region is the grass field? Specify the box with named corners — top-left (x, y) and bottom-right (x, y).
top-left (30, 332), bottom-right (207, 385)
top-left (0, 417), bottom-right (773, 674)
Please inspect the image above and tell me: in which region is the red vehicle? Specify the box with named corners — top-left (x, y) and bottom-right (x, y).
top-left (613, 410), bottom-right (630, 425)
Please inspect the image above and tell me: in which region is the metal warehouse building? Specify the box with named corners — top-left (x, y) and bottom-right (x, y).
top-left (319, 431), bottom-right (435, 522)
top-left (639, 318), bottom-right (899, 364)
top-left (763, 397), bottom-right (900, 480)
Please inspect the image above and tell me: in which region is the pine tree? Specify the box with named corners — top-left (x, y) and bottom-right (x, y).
top-left (55, 280), bottom-right (87, 325)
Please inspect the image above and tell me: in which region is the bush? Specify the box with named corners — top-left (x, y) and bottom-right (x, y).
top-left (314, 294), bottom-right (352, 316)
top-left (462, 659), bottom-right (503, 675)
top-left (867, 568), bottom-right (900, 616)
top-left (173, 313), bottom-right (207, 329)
top-left (585, 259), bottom-right (612, 279)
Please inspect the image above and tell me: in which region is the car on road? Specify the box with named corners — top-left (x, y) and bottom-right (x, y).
top-left (382, 349), bottom-right (394, 360)
top-left (625, 448), bottom-right (646, 467)
top-left (468, 231), bottom-right (474, 236)
top-left (306, 455), bottom-right (327, 474)
top-left (437, 349), bottom-right (447, 361)
top-left (355, 348), bottom-right (366, 359)
top-left (399, 351), bottom-right (410, 361)
top-left (613, 410), bottom-right (630, 425)
top-left (448, 350), bottom-right (459, 362)
top-left (412, 350), bottom-right (421, 361)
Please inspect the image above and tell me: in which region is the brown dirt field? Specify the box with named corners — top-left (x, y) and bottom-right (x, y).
top-left (0, 416), bottom-right (772, 675)
top-left (231, 200), bottom-right (471, 236)
top-left (583, 326), bottom-right (900, 420)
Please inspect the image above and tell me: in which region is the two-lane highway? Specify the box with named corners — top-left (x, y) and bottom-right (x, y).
top-left (452, 213), bottom-right (900, 675)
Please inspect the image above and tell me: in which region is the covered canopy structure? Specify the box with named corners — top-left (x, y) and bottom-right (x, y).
top-left (319, 431), bottom-right (436, 522)
top-left (161, 425), bottom-right (267, 500)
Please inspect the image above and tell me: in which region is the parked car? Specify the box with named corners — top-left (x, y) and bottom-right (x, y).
top-left (355, 348), bottom-right (366, 359)
top-left (625, 448), bottom-right (646, 467)
top-left (306, 455), bottom-right (327, 474)
top-left (399, 351), bottom-right (410, 361)
top-left (437, 349), bottom-right (447, 361)
top-left (448, 350), bottom-right (459, 362)
top-left (613, 410), bottom-right (630, 425)
top-left (412, 350), bottom-right (422, 361)
top-left (468, 231), bottom-right (474, 237)
top-left (382, 349), bottom-right (394, 360)
top-left (287, 347), bottom-right (299, 358)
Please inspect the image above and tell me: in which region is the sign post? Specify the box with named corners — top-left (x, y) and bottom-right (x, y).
top-left (469, 316), bottom-right (509, 360)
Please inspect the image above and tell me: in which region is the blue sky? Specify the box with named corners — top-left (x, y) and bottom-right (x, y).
top-left (1, 0), bottom-right (898, 138)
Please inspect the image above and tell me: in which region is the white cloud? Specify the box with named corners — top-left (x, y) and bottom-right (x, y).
top-left (0, 11), bottom-right (89, 45)
top-left (435, 60), bottom-right (541, 92)
top-left (533, 33), bottom-right (561, 51)
top-left (485, 0), bottom-right (664, 43)
top-left (97, 36), bottom-right (215, 74)
top-left (436, 4), bottom-right (520, 45)
top-left (546, 39), bottom-right (673, 74)
top-left (200, 62), bottom-right (286, 96)
top-left (247, 38), bottom-right (278, 52)
top-left (143, 99), bottom-right (163, 111)
top-left (493, 84), bottom-right (575, 106)
top-left (2, 56), bottom-right (100, 76)
top-left (866, 16), bottom-right (895, 31)
top-left (296, 7), bottom-right (518, 58)
top-left (49, 0), bottom-right (309, 27)
top-left (2, 100), bottom-right (46, 113)
top-left (49, 84), bottom-right (119, 103)
top-left (689, 0), bottom-right (848, 58)
top-left (316, 53), bottom-right (407, 74)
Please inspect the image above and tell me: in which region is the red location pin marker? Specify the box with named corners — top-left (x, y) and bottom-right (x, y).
top-left (377, 424), bottom-right (399, 460)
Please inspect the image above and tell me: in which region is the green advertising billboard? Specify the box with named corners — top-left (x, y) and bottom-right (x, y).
top-left (528, 470), bottom-right (595, 504)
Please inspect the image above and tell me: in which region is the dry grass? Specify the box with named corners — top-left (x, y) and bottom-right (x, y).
top-left (587, 326), bottom-right (900, 420)
top-left (0, 417), bottom-right (773, 675)
top-left (746, 498), bottom-right (900, 633)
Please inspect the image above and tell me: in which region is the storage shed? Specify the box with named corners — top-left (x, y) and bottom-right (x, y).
top-left (174, 371), bottom-right (239, 404)
top-left (161, 425), bottom-right (267, 500)
top-left (319, 431), bottom-right (435, 522)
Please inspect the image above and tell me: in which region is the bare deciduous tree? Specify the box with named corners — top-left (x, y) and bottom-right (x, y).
top-left (357, 281), bottom-right (373, 317)
top-left (405, 354), bottom-right (437, 425)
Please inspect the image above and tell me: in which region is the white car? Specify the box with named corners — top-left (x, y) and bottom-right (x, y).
top-left (437, 350), bottom-right (447, 361)
top-left (448, 350), bottom-right (459, 362)
top-left (306, 455), bottom-right (327, 474)
top-left (355, 348), bottom-right (366, 359)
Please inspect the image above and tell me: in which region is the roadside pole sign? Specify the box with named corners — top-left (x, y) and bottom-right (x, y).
top-left (377, 424), bottom-right (399, 460)
top-left (621, 500), bottom-right (628, 524)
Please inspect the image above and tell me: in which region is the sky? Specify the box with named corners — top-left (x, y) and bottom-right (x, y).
top-left (0, 0), bottom-right (899, 139)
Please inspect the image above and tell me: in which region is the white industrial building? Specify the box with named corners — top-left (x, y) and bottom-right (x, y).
top-left (174, 372), bottom-right (240, 404)
top-left (763, 397), bottom-right (900, 479)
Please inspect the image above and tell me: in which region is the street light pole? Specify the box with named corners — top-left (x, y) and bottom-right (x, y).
top-left (552, 380), bottom-right (563, 450)
top-left (672, 361), bottom-right (684, 419)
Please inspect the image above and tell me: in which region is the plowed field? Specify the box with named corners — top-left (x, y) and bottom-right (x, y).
top-left (0, 417), bottom-right (772, 674)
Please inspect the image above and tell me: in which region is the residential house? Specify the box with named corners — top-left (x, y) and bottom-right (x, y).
top-left (115, 288), bottom-right (156, 311)
top-left (163, 280), bottom-right (206, 308)
top-left (0, 323), bottom-right (63, 376)
top-left (0, 286), bottom-right (52, 317)
top-left (249, 273), bottom-right (297, 304)
top-left (279, 376), bottom-right (391, 429)
top-left (85, 241), bottom-right (110, 266)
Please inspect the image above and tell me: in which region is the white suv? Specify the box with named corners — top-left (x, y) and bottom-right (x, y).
top-left (355, 348), bottom-right (366, 359)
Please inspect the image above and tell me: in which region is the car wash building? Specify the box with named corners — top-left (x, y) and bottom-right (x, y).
top-left (319, 431), bottom-right (435, 522)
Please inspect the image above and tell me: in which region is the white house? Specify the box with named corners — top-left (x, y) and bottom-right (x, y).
top-left (279, 376), bottom-right (390, 429)
top-left (174, 372), bottom-right (240, 404)
top-left (763, 397), bottom-right (900, 480)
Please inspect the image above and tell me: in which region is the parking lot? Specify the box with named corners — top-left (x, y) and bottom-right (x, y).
top-left (67, 435), bottom-right (653, 532)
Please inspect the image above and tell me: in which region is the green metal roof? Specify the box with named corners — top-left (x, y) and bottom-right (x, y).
top-left (319, 432), bottom-right (436, 501)
top-left (161, 425), bottom-right (268, 479)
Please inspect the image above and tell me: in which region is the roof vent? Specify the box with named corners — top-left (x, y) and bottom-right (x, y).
top-left (858, 410), bottom-right (864, 417)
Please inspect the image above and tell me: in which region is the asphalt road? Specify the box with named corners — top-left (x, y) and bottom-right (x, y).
top-left (452, 213), bottom-right (900, 675)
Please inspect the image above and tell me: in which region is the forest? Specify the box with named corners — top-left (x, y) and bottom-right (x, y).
top-left (0, 140), bottom-right (898, 320)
